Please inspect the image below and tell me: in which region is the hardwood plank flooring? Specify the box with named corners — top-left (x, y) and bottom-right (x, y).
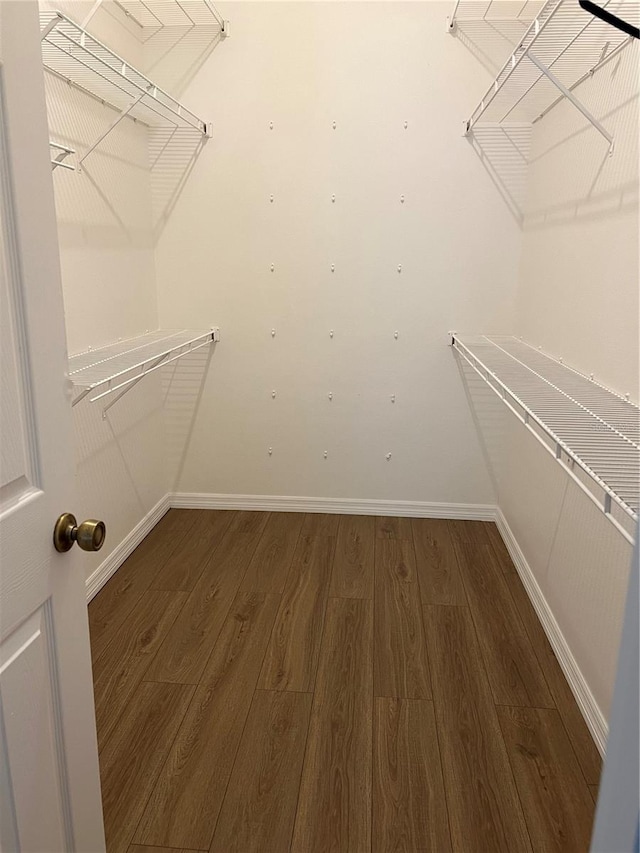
top-left (258, 534), bottom-right (334, 692)
top-left (134, 591), bottom-right (280, 850)
top-left (497, 706), bottom-right (596, 852)
top-left (301, 512), bottom-right (339, 537)
top-left (453, 537), bottom-right (554, 708)
top-left (128, 844), bottom-right (202, 853)
top-left (144, 511), bottom-right (268, 684)
top-left (411, 518), bottom-right (467, 606)
top-left (374, 539), bottom-right (431, 699)
top-left (89, 510), bottom-right (598, 852)
top-left (210, 689), bottom-right (312, 852)
top-left (376, 515), bottom-right (413, 540)
top-left (504, 571), bottom-right (603, 785)
top-left (373, 697), bottom-right (451, 852)
top-left (93, 589), bottom-right (187, 750)
top-left (128, 847), bottom-right (204, 853)
top-left (291, 597), bottom-right (373, 853)
top-left (240, 511), bottom-right (304, 594)
top-left (150, 509), bottom-right (234, 592)
top-left (99, 681), bottom-right (195, 853)
top-left (88, 509), bottom-right (197, 663)
top-left (329, 514), bottom-right (375, 599)
top-left (425, 604), bottom-right (532, 852)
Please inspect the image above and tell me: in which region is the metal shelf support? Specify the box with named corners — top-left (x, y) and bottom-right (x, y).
top-left (526, 50), bottom-right (614, 152)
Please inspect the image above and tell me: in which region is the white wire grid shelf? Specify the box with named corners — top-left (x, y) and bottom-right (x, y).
top-left (109, 0), bottom-right (226, 38)
top-left (69, 328), bottom-right (218, 412)
top-left (463, 0), bottom-right (640, 152)
top-left (40, 11), bottom-right (211, 166)
top-left (452, 334), bottom-right (639, 543)
top-left (449, 0), bottom-right (545, 25)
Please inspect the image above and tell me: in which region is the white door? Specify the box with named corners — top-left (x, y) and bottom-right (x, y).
top-left (0, 2), bottom-right (105, 850)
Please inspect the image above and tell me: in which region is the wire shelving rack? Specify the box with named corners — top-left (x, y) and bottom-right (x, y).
top-left (452, 334), bottom-right (639, 544)
top-left (461, 0), bottom-right (640, 153)
top-left (449, 1), bottom-right (545, 28)
top-left (40, 11), bottom-right (212, 167)
top-left (69, 328), bottom-right (219, 413)
top-left (107, 0), bottom-right (226, 38)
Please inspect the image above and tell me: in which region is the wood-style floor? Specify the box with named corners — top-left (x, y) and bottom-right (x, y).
top-left (89, 510), bottom-right (601, 853)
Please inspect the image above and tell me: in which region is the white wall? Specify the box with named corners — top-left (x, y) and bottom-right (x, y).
top-left (468, 34), bottom-right (639, 733)
top-left (154, 0), bottom-right (523, 505)
top-left (42, 0), bottom-right (166, 581)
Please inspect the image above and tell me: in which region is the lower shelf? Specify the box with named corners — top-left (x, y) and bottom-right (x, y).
top-left (452, 333), bottom-right (639, 543)
top-left (69, 328), bottom-right (219, 410)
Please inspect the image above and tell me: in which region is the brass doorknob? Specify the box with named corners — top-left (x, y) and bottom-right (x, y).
top-left (53, 513), bottom-right (106, 553)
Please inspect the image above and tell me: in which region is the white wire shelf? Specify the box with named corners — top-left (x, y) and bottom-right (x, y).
top-left (449, 1), bottom-right (545, 26)
top-left (109, 0), bottom-right (226, 37)
top-left (463, 0), bottom-right (639, 152)
top-left (69, 328), bottom-right (219, 412)
top-left (452, 334), bottom-right (639, 543)
top-left (40, 11), bottom-right (212, 166)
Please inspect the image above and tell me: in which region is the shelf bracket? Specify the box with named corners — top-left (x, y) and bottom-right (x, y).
top-left (526, 50), bottom-right (615, 154)
top-left (447, 0), bottom-right (461, 32)
top-left (101, 351), bottom-right (170, 418)
top-left (79, 88), bottom-right (150, 167)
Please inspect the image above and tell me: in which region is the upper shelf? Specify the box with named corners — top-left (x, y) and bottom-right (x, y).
top-left (40, 10), bottom-right (211, 164)
top-left (111, 0), bottom-right (226, 37)
top-left (462, 0), bottom-right (639, 151)
top-left (69, 328), bottom-right (218, 412)
top-left (452, 334), bottom-right (639, 543)
top-left (449, 0), bottom-right (545, 26)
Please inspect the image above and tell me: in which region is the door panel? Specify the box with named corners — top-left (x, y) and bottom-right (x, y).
top-left (0, 2), bottom-right (105, 850)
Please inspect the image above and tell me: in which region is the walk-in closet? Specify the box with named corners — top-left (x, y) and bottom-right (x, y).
top-left (0, 0), bottom-right (638, 850)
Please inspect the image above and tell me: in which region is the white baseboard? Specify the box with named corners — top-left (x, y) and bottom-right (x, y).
top-left (170, 492), bottom-right (496, 520)
top-left (495, 508), bottom-right (607, 756)
top-left (85, 493), bottom-right (171, 602)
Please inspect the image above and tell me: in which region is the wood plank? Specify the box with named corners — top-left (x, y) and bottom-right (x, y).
top-left (301, 512), bottom-right (339, 537)
top-left (411, 518), bottom-right (467, 606)
top-left (210, 690), bottom-right (313, 853)
top-left (240, 512), bottom-right (303, 594)
top-left (128, 847), bottom-right (204, 853)
top-left (99, 681), bottom-right (195, 853)
top-left (504, 571), bottom-right (602, 785)
top-left (291, 597), bottom-right (373, 853)
top-left (88, 509), bottom-right (196, 663)
top-left (134, 592), bottom-right (280, 850)
top-left (373, 698), bottom-right (451, 853)
top-left (93, 589), bottom-right (187, 751)
top-left (453, 538), bottom-right (554, 708)
top-left (424, 604), bottom-right (532, 853)
top-left (589, 785), bottom-right (599, 804)
top-left (258, 535), bottom-right (334, 692)
top-left (329, 514), bottom-right (375, 599)
top-left (485, 523), bottom-right (517, 575)
top-left (375, 515), bottom-right (413, 540)
top-left (374, 539), bottom-right (431, 699)
top-left (497, 706), bottom-right (595, 852)
top-left (150, 510), bottom-right (235, 592)
top-left (447, 519), bottom-right (492, 547)
top-left (144, 511), bottom-right (269, 684)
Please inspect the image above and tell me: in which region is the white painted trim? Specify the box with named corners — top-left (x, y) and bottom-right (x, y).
top-left (494, 508), bottom-right (607, 756)
top-left (170, 492), bottom-right (496, 520)
top-left (85, 493), bottom-right (171, 602)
